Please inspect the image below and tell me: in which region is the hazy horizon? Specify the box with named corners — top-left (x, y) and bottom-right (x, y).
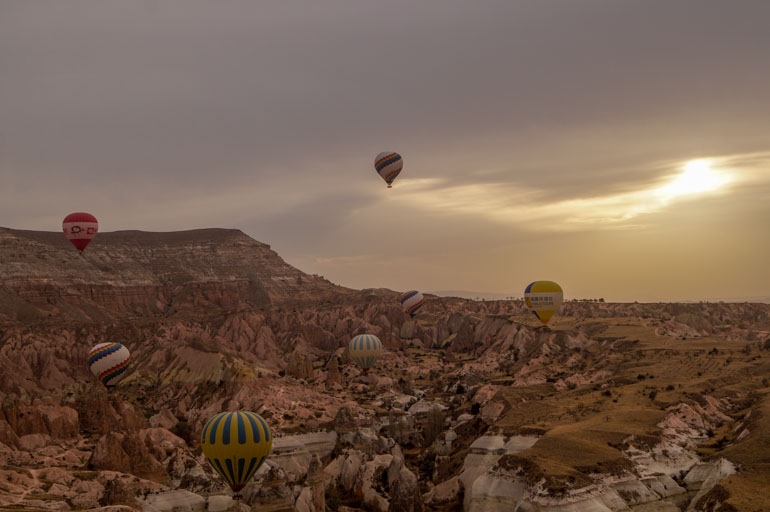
top-left (2, 1), bottom-right (769, 302)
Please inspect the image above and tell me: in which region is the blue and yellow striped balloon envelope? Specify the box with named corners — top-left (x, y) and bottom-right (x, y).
top-left (201, 411), bottom-right (272, 496)
top-left (348, 334), bottom-right (383, 372)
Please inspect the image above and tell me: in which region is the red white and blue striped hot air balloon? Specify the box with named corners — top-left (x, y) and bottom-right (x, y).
top-left (88, 342), bottom-right (131, 388)
top-left (400, 290), bottom-right (425, 318)
top-left (374, 152), bottom-right (403, 188)
top-left (62, 212), bottom-right (98, 253)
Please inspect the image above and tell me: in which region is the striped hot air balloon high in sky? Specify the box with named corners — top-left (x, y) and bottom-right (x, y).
top-left (201, 411), bottom-right (273, 497)
top-left (62, 212), bottom-right (98, 252)
top-left (524, 280), bottom-right (564, 326)
top-left (399, 290), bottom-right (425, 317)
top-left (88, 342), bottom-right (131, 388)
top-left (348, 334), bottom-right (383, 374)
top-left (374, 152), bottom-right (403, 188)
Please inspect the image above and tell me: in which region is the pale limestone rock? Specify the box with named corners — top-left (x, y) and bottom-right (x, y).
top-left (471, 384), bottom-right (501, 406)
top-left (392, 394), bottom-right (418, 409)
top-left (503, 435), bottom-right (539, 454)
top-left (356, 454), bottom-right (393, 510)
top-left (142, 490), bottom-right (205, 512)
top-left (685, 458), bottom-right (736, 509)
top-left (470, 436), bottom-right (506, 454)
top-left (149, 408), bottom-right (178, 430)
top-left (89, 432), bottom-right (131, 473)
top-left (479, 400), bottom-right (505, 423)
top-left (206, 495), bottom-right (241, 512)
top-left (339, 450), bottom-right (366, 492)
top-left (445, 429), bottom-right (458, 450)
top-left (322, 455), bottom-right (344, 486)
top-left (466, 473), bottom-right (527, 511)
top-left (423, 475), bottom-right (462, 505)
top-left (38, 405), bottom-right (79, 439)
top-left (270, 432), bottom-right (337, 481)
top-left (407, 399), bottom-right (447, 415)
top-left (294, 486), bottom-right (315, 512)
top-left (460, 453), bottom-right (503, 510)
top-left (640, 475), bottom-right (685, 499)
top-left (140, 428), bottom-right (187, 453)
top-left (389, 464), bottom-right (423, 512)
top-left (609, 479), bottom-right (660, 506)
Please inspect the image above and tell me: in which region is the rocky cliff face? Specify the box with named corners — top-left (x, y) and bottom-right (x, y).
top-left (1, 228), bottom-right (769, 512)
top-left (0, 227), bottom-right (349, 324)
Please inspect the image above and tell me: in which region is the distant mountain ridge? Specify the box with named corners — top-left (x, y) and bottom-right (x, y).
top-left (428, 290), bottom-right (517, 301)
top-left (0, 227), bottom-right (350, 324)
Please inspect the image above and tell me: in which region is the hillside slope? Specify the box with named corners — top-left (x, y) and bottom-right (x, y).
top-left (0, 227), bottom-right (349, 323)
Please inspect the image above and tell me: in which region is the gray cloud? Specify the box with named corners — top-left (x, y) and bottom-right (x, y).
top-left (1, 0), bottom-right (769, 300)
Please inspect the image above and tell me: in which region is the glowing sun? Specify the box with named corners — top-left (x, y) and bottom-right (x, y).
top-left (657, 159), bottom-right (731, 200)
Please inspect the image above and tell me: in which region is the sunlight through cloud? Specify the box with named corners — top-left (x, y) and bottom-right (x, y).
top-left (393, 152), bottom-right (768, 231)
top-left (655, 159), bottom-right (732, 201)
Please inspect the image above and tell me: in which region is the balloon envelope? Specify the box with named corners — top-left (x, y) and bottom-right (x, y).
top-left (63, 212), bottom-right (98, 252)
top-left (524, 281), bottom-right (563, 326)
top-left (348, 334), bottom-right (383, 370)
top-left (201, 411), bottom-right (273, 494)
top-left (88, 342), bottom-right (131, 388)
top-left (374, 152), bottom-right (403, 188)
top-left (400, 290), bottom-right (425, 317)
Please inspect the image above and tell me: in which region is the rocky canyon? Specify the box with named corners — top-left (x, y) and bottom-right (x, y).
top-left (1, 227), bottom-right (769, 512)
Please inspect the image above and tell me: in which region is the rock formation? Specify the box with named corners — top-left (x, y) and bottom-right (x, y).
top-left (1, 228), bottom-right (769, 511)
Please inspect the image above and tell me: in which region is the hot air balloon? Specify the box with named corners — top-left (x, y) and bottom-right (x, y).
top-left (88, 342), bottom-right (131, 388)
top-left (400, 290), bottom-right (425, 318)
top-left (201, 411), bottom-right (273, 498)
top-left (348, 334), bottom-right (383, 374)
top-left (374, 152), bottom-right (403, 188)
top-left (63, 212), bottom-right (98, 252)
top-left (524, 281), bottom-right (563, 327)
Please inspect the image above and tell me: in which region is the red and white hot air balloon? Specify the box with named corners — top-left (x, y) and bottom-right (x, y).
top-left (62, 212), bottom-right (98, 253)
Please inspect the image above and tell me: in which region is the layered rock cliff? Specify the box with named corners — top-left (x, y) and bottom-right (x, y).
top-left (0, 227), bottom-right (349, 324)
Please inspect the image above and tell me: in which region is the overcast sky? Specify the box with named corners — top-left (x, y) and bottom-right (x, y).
top-left (2, 1), bottom-right (769, 301)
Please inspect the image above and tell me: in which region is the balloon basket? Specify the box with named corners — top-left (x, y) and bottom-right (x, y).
top-left (233, 493), bottom-right (242, 500)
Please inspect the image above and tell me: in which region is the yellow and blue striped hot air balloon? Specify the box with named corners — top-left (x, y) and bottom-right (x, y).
top-left (524, 281), bottom-right (564, 326)
top-left (348, 334), bottom-right (383, 374)
top-left (201, 411), bottom-right (272, 498)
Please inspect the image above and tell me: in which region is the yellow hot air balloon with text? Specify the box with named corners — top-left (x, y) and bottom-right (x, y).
top-left (524, 281), bottom-right (563, 326)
